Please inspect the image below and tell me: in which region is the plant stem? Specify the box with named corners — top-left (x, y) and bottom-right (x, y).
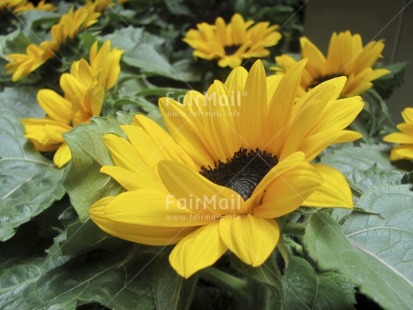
top-left (283, 223), bottom-right (306, 235)
top-left (200, 267), bottom-right (248, 295)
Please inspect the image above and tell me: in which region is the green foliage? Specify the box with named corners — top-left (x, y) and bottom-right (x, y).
top-left (0, 92), bottom-right (66, 241)
top-left (0, 245), bottom-right (156, 309)
top-left (304, 202), bottom-right (413, 310)
top-left (283, 256), bottom-right (355, 309)
top-left (373, 61), bottom-right (409, 99)
top-left (231, 254), bottom-right (284, 309)
top-left (1, 0), bottom-right (412, 309)
top-left (64, 113), bottom-right (136, 220)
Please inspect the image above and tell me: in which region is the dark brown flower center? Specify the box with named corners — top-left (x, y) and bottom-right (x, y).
top-left (308, 74), bottom-right (345, 90)
top-left (199, 148), bottom-right (278, 200)
top-left (224, 45), bottom-right (241, 55)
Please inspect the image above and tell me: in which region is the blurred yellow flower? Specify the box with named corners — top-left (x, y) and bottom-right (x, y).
top-left (1, 0), bottom-right (54, 12)
top-left (383, 108), bottom-right (413, 161)
top-left (13, 0), bottom-right (55, 12)
top-left (22, 41), bottom-right (123, 167)
top-left (273, 31), bottom-right (389, 97)
top-left (89, 60), bottom-right (363, 278)
top-left (5, 3), bottom-right (102, 81)
top-left (183, 13), bottom-right (281, 68)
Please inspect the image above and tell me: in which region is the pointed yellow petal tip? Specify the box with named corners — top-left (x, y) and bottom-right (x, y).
top-left (280, 58), bottom-right (307, 82)
top-left (297, 58), bottom-right (308, 67)
top-left (250, 59), bottom-right (264, 70)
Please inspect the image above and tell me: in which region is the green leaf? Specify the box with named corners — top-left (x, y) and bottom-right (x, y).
top-left (373, 62), bottom-right (408, 99)
top-left (64, 114), bottom-right (130, 221)
top-left (1, 245), bottom-right (155, 309)
top-left (0, 110), bottom-right (66, 241)
top-left (106, 26), bottom-right (198, 82)
top-left (304, 196), bottom-right (413, 310)
top-left (231, 254), bottom-right (284, 309)
top-left (283, 256), bottom-right (355, 309)
top-left (163, 0), bottom-right (191, 15)
top-left (0, 257), bottom-right (45, 304)
top-left (0, 87), bottom-right (43, 118)
top-left (320, 143), bottom-right (393, 173)
top-left (47, 217), bottom-right (118, 260)
top-left (346, 164), bottom-right (403, 193)
top-left (153, 254), bottom-right (199, 310)
top-left (0, 29), bottom-right (31, 57)
top-left (100, 26), bottom-right (144, 51)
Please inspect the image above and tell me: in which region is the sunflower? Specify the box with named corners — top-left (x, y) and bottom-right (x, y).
top-left (13, 1), bottom-right (55, 12)
top-left (5, 4), bottom-right (101, 81)
top-left (183, 13), bottom-right (281, 68)
top-left (272, 31), bottom-right (389, 98)
top-left (383, 108), bottom-right (413, 161)
top-left (22, 41), bottom-right (123, 167)
top-left (89, 59), bottom-right (363, 278)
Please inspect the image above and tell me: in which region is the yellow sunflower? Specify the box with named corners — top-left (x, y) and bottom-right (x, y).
top-left (0, 0), bottom-right (26, 11)
top-left (183, 13), bottom-right (281, 68)
top-left (383, 107), bottom-right (413, 161)
top-left (22, 41), bottom-right (123, 167)
top-left (89, 59), bottom-right (364, 278)
top-left (13, 1), bottom-right (55, 12)
top-left (273, 31), bottom-right (389, 97)
top-left (5, 4), bottom-right (101, 81)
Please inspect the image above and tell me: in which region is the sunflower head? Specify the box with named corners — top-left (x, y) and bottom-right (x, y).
top-left (22, 40), bottom-right (122, 167)
top-left (5, 5), bottom-right (101, 81)
top-left (13, 0), bottom-right (56, 13)
top-left (383, 107), bottom-right (413, 161)
top-left (89, 59), bottom-right (363, 278)
top-left (183, 13), bottom-right (282, 68)
top-left (272, 31), bottom-right (389, 98)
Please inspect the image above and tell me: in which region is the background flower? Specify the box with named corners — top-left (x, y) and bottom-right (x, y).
top-left (5, 4), bottom-right (101, 81)
top-left (183, 13), bottom-right (281, 68)
top-left (273, 31), bottom-right (389, 97)
top-left (383, 107), bottom-right (413, 160)
top-left (22, 41), bottom-right (123, 167)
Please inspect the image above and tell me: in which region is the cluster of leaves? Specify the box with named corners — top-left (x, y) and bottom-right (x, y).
top-left (0, 0), bottom-right (412, 309)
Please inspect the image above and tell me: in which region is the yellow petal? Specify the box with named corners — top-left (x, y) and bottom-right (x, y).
top-left (202, 80), bottom-right (239, 159)
top-left (89, 196), bottom-right (196, 246)
top-left (159, 97), bottom-right (214, 167)
top-left (60, 73), bottom-right (87, 105)
top-left (37, 89), bottom-right (72, 123)
top-left (402, 108), bottom-right (413, 123)
top-left (96, 189), bottom-right (212, 227)
top-left (252, 160), bottom-right (322, 218)
top-left (224, 66), bottom-right (248, 95)
top-left (158, 160), bottom-right (246, 215)
top-left (169, 222), bottom-right (227, 278)
top-left (219, 215), bottom-right (280, 267)
top-left (267, 59), bottom-right (307, 155)
top-left (100, 165), bottom-right (163, 191)
top-left (239, 60), bottom-right (267, 148)
top-left (300, 37), bottom-right (326, 77)
top-left (53, 142), bottom-right (71, 168)
top-left (389, 145), bottom-right (413, 161)
top-left (103, 134), bottom-right (143, 172)
top-left (247, 152), bottom-right (306, 208)
top-left (231, 14), bottom-right (246, 45)
top-left (309, 96), bottom-right (364, 135)
top-left (383, 132), bottom-right (413, 144)
top-left (300, 130), bottom-right (362, 162)
top-left (280, 84), bottom-right (337, 160)
top-left (133, 115), bottom-right (196, 169)
top-left (302, 164), bottom-right (353, 208)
